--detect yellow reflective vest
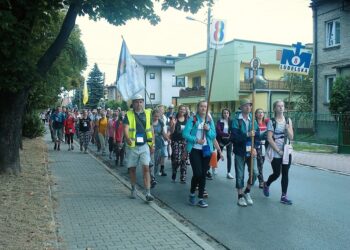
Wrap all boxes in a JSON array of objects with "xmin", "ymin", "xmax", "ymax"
[{"xmin": 126, "ymin": 109, "xmax": 153, "ymax": 148}]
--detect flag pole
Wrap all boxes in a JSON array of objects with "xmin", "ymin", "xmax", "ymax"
[{"xmin": 250, "ymin": 45, "xmax": 257, "ymax": 185}]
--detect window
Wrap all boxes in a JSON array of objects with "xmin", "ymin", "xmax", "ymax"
[
  {"xmin": 173, "ymin": 76, "xmax": 185, "ymax": 87},
  {"xmin": 326, "ymin": 19, "xmax": 340, "ymax": 48},
  {"xmin": 150, "ymin": 93, "xmax": 155, "ymax": 100},
  {"xmin": 165, "ymin": 59, "xmax": 174, "ymax": 65},
  {"xmin": 193, "ymin": 76, "xmax": 201, "ymax": 88},
  {"xmin": 325, "ymin": 75, "xmax": 335, "ymax": 103},
  {"xmin": 244, "ymin": 67, "xmax": 264, "ymax": 82},
  {"xmin": 150, "ymin": 73, "xmax": 155, "ymax": 79},
  {"xmin": 276, "ymin": 50, "xmax": 282, "ymax": 61}
]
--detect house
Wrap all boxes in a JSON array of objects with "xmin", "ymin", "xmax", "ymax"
[
  {"xmin": 105, "ymin": 85, "xmax": 122, "ymax": 102},
  {"xmin": 175, "ymin": 39, "xmax": 308, "ymax": 114},
  {"xmin": 311, "ymin": 0, "xmax": 350, "ymax": 153},
  {"xmin": 133, "ymin": 54, "xmax": 187, "ymax": 108},
  {"xmin": 311, "ymin": 0, "xmax": 350, "ymax": 114}
]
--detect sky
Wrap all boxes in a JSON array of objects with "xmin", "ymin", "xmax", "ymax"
[{"xmin": 76, "ymin": 0, "xmax": 313, "ymax": 85}]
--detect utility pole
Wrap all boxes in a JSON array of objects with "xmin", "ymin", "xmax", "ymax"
[{"xmin": 205, "ymin": 5, "xmax": 211, "ymax": 100}]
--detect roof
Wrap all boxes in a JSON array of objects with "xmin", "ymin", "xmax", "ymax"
[
  {"xmin": 176, "ymin": 38, "xmax": 294, "ymax": 62},
  {"xmin": 133, "ymin": 55, "xmax": 179, "ymax": 68}
]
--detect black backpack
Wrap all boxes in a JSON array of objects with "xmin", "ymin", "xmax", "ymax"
[{"xmin": 265, "ymin": 116, "xmax": 289, "ymax": 149}]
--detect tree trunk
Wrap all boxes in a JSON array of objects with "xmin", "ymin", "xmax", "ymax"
[
  {"xmin": 37, "ymin": 3, "xmax": 79, "ymax": 76},
  {"xmin": 0, "ymin": 88, "xmax": 29, "ymax": 174}
]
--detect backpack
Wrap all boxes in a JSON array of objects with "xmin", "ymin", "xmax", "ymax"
[{"xmin": 265, "ymin": 116, "xmax": 289, "ymax": 149}]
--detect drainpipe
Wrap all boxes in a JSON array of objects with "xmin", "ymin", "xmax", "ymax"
[{"xmin": 313, "ymin": 3, "xmax": 318, "ymax": 132}]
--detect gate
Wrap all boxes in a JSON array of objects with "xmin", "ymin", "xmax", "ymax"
[{"xmin": 338, "ymin": 113, "xmax": 350, "ymax": 154}]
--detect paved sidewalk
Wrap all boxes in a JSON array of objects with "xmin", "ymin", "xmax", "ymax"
[
  {"xmin": 294, "ymin": 151, "xmax": 350, "ymax": 175},
  {"xmin": 47, "ymin": 135, "xmax": 212, "ymax": 249}
]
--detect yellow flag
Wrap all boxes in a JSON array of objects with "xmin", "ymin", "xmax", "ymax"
[{"xmin": 83, "ymin": 81, "xmax": 88, "ymax": 105}]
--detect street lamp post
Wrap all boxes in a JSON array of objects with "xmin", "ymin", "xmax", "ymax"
[{"xmin": 186, "ymin": 4, "xmax": 211, "ymax": 99}]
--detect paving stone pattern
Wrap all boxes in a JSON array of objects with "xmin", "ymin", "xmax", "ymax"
[{"xmin": 48, "ymin": 139, "xmax": 202, "ymax": 250}]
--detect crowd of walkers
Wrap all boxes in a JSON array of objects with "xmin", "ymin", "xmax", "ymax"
[{"xmin": 46, "ymin": 94, "xmax": 294, "ymax": 207}]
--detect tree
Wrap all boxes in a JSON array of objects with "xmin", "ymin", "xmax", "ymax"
[
  {"xmin": 86, "ymin": 64, "xmax": 104, "ymax": 109},
  {"xmin": 105, "ymin": 100, "xmax": 129, "ymax": 111},
  {"xmin": 0, "ymin": 0, "xmax": 211, "ymax": 174},
  {"xmin": 329, "ymin": 76, "xmax": 350, "ymax": 114}
]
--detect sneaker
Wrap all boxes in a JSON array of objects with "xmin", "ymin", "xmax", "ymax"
[
  {"xmin": 151, "ymin": 180, "xmax": 157, "ymax": 189},
  {"xmin": 197, "ymin": 199, "xmax": 208, "ymax": 208},
  {"xmin": 130, "ymin": 189, "xmax": 136, "ymax": 199},
  {"xmin": 160, "ymin": 171, "xmax": 167, "ymax": 177},
  {"xmin": 259, "ymin": 182, "xmax": 264, "ymax": 189},
  {"xmin": 263, "ymin": 183, "xmax": 270, "ymax": 197},
  {"xmin": 206, "ymin": 171, "xmax": 213, "ymax": 180},
  {"xmin": 237, "ymin": 197, "xmax": 247, "ymax": 207},
  {"xmin": 189, "ymin": 194, "xmax": 196, "ymax": 206},
  {"xmin": 171, "ymin": 173, "xmax": 176, "ymax": 182},
  {"xmin": 57, "ymin": 145, "xmax": 60, "ymax": 151},
  {"xmin": 84, "ymin": 150, "xmax": 88, "ymax": 154},
  {"xmin": 68, "ymin": 147, "xmax": 71, "ymax": 151},
  {"xmin": 71, "ymin": 145, "xmax": 74, "ymax": 150},
  {"xmin": 227, "ymin": 173, "xmax": 234, "ymax": 179},
  {"xmin": 180, "ymin": 177, "xmax": 186, "ymax": 184},
  {"xmin": 54, "ymin": 143, "xmax": 57, "ymax": 150},
  {"xmin": 280, "ymin": 195, "xmax": 293, "ymax": 205},
  {"xmin": 244, "ymin": 193, "xmax": 253, "ymax": 205},
  {"xmin": 145, "ymin": 194, "xmax": 154, "ymax": 202},
  {"xmin": 212, "ymin": 169, "xmax": 217, "ymax": 175},
  {"xmin": 80, "ymin": 145, "xmax": 83, "ymax": 152}
]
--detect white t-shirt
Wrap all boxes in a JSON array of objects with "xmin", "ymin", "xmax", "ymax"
[
  {"xmin": 267, "ymin": 118, "xmax": 287, "ymax": 159},
  {"xmin": 193, "ymin": 122, "xmax": 207, "ymax": 150}
]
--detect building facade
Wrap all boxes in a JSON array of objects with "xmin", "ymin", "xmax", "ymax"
[
  {"xmin": 311, "ymin": 0, "xmax": 350, "ymax": 114},
  {"xmin": 175, "ymin": 39, "xmax": 308, "ymax": 114},
  {"xmin": 133, "ymin": 54, "xmax": 187, "ymax": 108}
]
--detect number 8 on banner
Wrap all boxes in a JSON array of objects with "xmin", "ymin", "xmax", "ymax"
[{"xmin": 210, "ymin": 19, "xmax": 226, "ymax": 49}]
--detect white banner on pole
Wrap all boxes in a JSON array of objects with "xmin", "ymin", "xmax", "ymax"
[{"xmin": 210, "ymin": 19, "xmax": 226, "ymax": 49}]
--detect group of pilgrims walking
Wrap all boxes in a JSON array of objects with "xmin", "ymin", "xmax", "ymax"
[{"xmin": 46, "ymin": 94, "xmax": 294, "ymax": 207}]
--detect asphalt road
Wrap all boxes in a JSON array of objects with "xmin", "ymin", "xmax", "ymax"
[{"xmin": 112, "ymin": 155, "xmax": 350, "ymax": 250}]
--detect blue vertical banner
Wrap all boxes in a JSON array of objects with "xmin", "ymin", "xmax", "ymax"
[{"xmin": 279, "ymin": 42, "xmax": 312, "ymax": 75}]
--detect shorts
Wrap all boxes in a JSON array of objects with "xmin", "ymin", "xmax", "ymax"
[
  {"xmin": 125, "ymin": 144, "xmax": 151, "ymax": 168},
  {"xmin": 53, "ymin": 128, "xmax": 63, "ymax": 141},
  {"xmin": 162, "ymin": 145, "xmax": 168, "ymax": 157}
]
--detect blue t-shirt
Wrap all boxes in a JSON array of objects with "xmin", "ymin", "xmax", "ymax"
[{"xmin": 51, "ymin": 112, "xmax": 65, "ymax": 129}]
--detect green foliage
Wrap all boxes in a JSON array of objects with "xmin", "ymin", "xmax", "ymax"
[
  {"xmin": 105, "ymin": 100, "xmax": 128, "ymax": 111},
  {"xmin": 22, "ymin": 112, "xmax": 45, "ymax": 138},
  {"xmin": 86, "ymin": 64, "xmax": 104, "ymax": 109},
  {"xmin": 329, "ymin": 76, "xmax": 350, "ymax": 114},
  {"xmin": 283, "ymin": 72, "xmax": 313, "ymax": 112}
]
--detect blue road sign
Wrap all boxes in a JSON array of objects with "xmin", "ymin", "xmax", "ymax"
[{"xmin": 280, "ymin": 42, "xmax": 312, "ymax": 75}]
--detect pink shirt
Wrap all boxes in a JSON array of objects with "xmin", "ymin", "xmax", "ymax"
[{"xmin": 107, "ymin": 119, "xmax": 115, "ymax": 137}]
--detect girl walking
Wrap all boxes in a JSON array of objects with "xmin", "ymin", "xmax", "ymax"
[
  {"xmin": 169, "ymin": 105, "xmax": 188, "ymax": 183},
  {"xmin": 264, "ymin": 100, "xmax": 294, "ymax": 205},
  {"xmin": 183, "ymin": 100, "xmax": 216, "ymax": 208}
]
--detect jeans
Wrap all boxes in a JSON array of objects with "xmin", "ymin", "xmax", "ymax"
[{"xmin": 234, "ymin": 154, "xmax": 258, "ymax": 189}]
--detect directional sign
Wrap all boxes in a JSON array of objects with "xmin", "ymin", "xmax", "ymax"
[{"xmin": 279, "ymin": 42, "xmax": 312, "ymax": 75}]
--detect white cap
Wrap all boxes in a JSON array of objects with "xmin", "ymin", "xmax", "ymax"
[
  {"xmin": 131, "ymin": 94, "xmax": 144, "ymax": 101},
  {"xmin": 169, "ymin": 104, "xmax": 174, "ymax": 108}
]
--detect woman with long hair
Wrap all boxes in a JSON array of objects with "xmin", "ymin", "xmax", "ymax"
[
  {"xmin": 182, "ymin": 100, "xmax": 216, "ymax": 208},
  {"xmin": 216, "ymin": 108, "xmax": 234, "ymax": 179},
  {"xmin": 255, "ymin": 108, "xmax": 269, "ymax": 188},
  {"xmin": 169, "ymin": 105, "xmax": 188, "ymax": 183},
  {"xmin": 264, "ymin": 100, "xmax": 294, "ymax": 205}
]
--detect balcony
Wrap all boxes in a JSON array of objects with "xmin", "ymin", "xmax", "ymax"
[
  {"xmin": 179, "ymin": 86, "xmax": 205, "ymax": 98},
  {"xmin": 240, "ymin": 80, "xmax": 289, "ymax": 91}
]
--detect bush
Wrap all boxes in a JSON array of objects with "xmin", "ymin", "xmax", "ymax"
[
  {"xmin": 22, "ymin": 112, "xmax": 45, "ymax": 138},
  {"xmin": 330, "ymin": 76, "xmax": 350, "ymax": 113}
]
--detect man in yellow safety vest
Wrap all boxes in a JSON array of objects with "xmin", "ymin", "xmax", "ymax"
[{"xmin": 123, "ymin": 94, "xmax": 155, "ymax": 202}]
